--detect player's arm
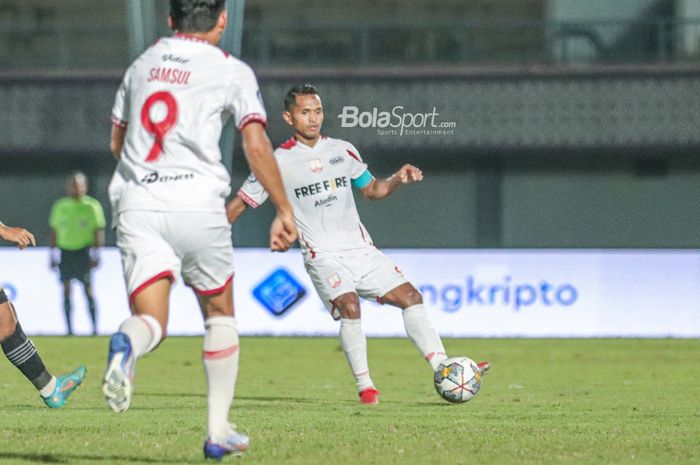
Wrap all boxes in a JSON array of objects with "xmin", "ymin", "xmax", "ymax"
[
  {"xmin": 49, "ymin": 228, "xmax": 59, "ymax": 268},
  {"xmin": 240, "ymin": 122, "xmax": 297, "ymax": 251},
  {"xmin": 0, "ymin": 221, "xmax": 36, "ymax": 250},
  {"xmin": 226, "ymin": 196, "xmax": 248, "ymax": 224},
  {"xmin": 110, "ymin": 125, "xmax": 126, "ymax": 160},
  {"xmin": 360, "ymin": 164, "xmax": 423, "ymax": 200},
  {"xmin": 90, "ymin": 228, "xmax": 105, "ymax": 268}
]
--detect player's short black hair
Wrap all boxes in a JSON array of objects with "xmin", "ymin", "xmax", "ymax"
[
  {"xmin": 170, "ymin": 0, "xmax": 226, "ymax": 33},
  {"xmin": 284, "ymin": 84, "xmax": 320, "ymax": 111}
]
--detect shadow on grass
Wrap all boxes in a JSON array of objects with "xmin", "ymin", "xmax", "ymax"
[{"xmin": 0, "ymin": 452, "xmax": 187, "ymax": 463}]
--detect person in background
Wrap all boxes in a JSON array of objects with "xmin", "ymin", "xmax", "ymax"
[
  {"xmin": 0, "ymin": 220, "xmax": 86, "ymax": 407},
  {"xmin": 49, "ymin": 171, "xmax": 106, "ymax": 336}
]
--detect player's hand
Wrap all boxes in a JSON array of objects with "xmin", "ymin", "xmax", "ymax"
[
  {"xmin": 226, "ymin": 197, "xmax": 247, "ymax": 224},
  {"xmin": 0, "ymin": 225, "xmax": 36, "ymax": 249},
  {"xmin": 269, "ymin": 213, "xmax": 298, "ymax": 252},
  {"xmin": 396, "ymin": 164, "xmax": 423, "ymax": 184}
]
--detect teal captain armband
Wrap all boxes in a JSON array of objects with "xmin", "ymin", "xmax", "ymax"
[{"xmin": 352, "ymin": 170, "xmax": 374, "ymax": 189}]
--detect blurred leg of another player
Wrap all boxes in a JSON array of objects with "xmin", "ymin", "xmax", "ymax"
[{"xmin": 0, "ymin": 288, "xmax": 86, "ymax": 408}]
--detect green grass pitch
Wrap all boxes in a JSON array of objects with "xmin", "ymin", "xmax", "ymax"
[{"xmin": 0, "ymin": 337, "xmax": 698, "ymax": 464}]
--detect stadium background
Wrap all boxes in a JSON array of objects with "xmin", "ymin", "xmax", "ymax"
[{"xmin": 1, "ymin": 0, "xmax": 699, "ymax": 336}]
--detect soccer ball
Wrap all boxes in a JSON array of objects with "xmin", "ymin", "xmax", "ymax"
[{"xmin": 434, "ymin": 356, "xmax": 482, "ymax": 403}]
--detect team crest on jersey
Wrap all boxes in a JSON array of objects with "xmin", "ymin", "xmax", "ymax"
[
  {"xmin": 328, "ymin": 273, "xmax": 342, "ymax": 289},
  {"xmin": 309, "ymin": 159, "xmax": 324, "ymax": 173}
]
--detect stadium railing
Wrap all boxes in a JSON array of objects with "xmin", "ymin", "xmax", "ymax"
[{"xmin": 1, "ymin": 18, "xmax": 700, "ymax": 70}]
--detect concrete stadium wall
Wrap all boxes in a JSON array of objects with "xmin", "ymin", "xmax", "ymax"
[{"xmin": 2, "ymin": 66, "xmax": 700, "ymax": 248}]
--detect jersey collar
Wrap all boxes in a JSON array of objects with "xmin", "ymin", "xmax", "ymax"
[{"xmin": 173, "ymin": 32, "xmax": 210, "ymax": 45}]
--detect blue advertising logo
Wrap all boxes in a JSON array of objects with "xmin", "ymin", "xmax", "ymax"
[
  {"xmin": 0, "ymin": 282, "xmax": 17, "ymax": 301},
  {"xmin": 252, "ymin": 268, "xmax": 306, "ymax": 317}
]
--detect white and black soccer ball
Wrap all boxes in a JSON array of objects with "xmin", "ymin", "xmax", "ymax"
[{"xmin": 434, "ymin": 356, "xmax": 482, "ymax": 403}]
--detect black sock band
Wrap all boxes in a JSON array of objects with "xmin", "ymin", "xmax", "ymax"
[
  {"xmin": 1, "ymin": 322, "xmax": 51, "ymax": 391},
  {"xmin": 0, "ymin": 288, "xmax": 8, "ymax": 304}
]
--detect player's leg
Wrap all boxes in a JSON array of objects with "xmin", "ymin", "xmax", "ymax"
[
  {"xmin": 103, "ymin": 211, "xmax": 173, "ymax": 412},
  {"xmin": 381, "ymin": 283, "xmax": 448, "ymax": 370},
  {"xmin": 0, "ymin": 288, "xmax": 85, "ymax": 408},
  {"xmin": 61, "ymin": 279, "xmax": 73, "ymax": 335},
  {"xmin": 83, "ymin": 282, "xmax": 97, "ymax": 336},
  {"xmin": 196, "ymin": 282, "xmax": 249, "ymax": 458},
  {"xmin": 80, "ymin": 258, "xmax": 97, "ymax": 336},
  {"xmin": 306, "ymin": 256, "xmax": 378, "ymax": 403},
  {"xmin": 175, "ymin": 210, "xmax": 245, "ymax": 459},
  {"xmin": 382, "ymin": 282, "xmax": 491, "ymax": 375},
  {"xmin": 333, "ymin": 292, "xmax": 379, "ymax": 404},
  {"xmin": 103, "ymin": 278, "xmax": 169, "ymax": 413},
  {"xmin": 58, "ymin": 250, "xmax": 76, "ymax": 336},
  {"xmin": 357, "ymin": 250, "xmax": 451, "ymax": 371}
]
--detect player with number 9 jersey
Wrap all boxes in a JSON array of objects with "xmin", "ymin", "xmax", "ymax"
[
  {"xmin": 109, "ymin": 32, "xmax": 266, "ymax": 214},
  {"xmin": 104, "ymin": 2, "xmax": 296, "ymax": 460}
]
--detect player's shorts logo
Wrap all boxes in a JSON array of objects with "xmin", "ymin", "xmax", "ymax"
[
  {"xmin": 252, "ymin": 268, "xmax": 306, "ymax": 317},
  {"xmin": 328, "ymin": 273, "xmax": 342, "ymax": 289},
  {"xmin": 309, "ymin": 159, "xmax": 324, "ymax": 173}
]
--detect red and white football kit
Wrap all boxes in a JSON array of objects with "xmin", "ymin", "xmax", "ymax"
[
  {"xmin": 110, "ymin": 33, "xmax": 267, "ymax": 298},
  {"xmin": 238, "ymin": 136, "xmax": 407, "ymax": 317}
]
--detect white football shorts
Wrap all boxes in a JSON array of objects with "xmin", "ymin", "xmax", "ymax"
[
  {"xmin": 117, "ymin": 210, "xmax": 234, "ymax": 301},
  {"xmin": 304, "ymin": 247, "xmax": 409, "ymax": 319}
]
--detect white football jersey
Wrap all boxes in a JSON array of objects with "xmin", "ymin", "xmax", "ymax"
[
  {"xmin": 109, "ymin": 33, "xmax": 267, "ymax": 214},
  {"xmin": 238, "ymin": 136, "xmax": 375, "ymax": 257}
]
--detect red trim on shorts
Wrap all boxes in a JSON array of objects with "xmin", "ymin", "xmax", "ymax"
[
  {"xmin": 238, "ymin": 113, "xmax": 267, "ymax": 130},
  {"xmin": 193, "ymin": 274, "xmax": 233, "ymax": 296},
  {"xmin": 300, "ymin": 232, "xmax": 316, "ymax": 259},
  {"xmin": 111, "ymin": 115, "xmax": 128, "ymax": 128},
  {"xmin": 203, "ymin": 344, "xmax": 239, "ymax": 360},
  {"xmin": 237, "ymin": 189, "xmax": 259, "ymax": 208},
  {"xmin": 130, "ymin": 271, "xmax": 174, "ymax": 303}
]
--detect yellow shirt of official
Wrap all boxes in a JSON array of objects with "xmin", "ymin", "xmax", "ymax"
[{"xmin": 49, "ymin": 196, "xmax": 106, "ymax": 251}]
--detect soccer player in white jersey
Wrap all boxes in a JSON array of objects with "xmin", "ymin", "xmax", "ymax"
[
  {"xmin": 104, "ymin": 0, "xmax": 297, "ymax": 459},
  {"xmin": 228, "ymin": 84, "xmax": 490, "ymax": 404}
]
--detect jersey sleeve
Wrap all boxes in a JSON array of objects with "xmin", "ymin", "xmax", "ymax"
[
  {"xmin": 48, "ymin": 201, "xmax": 60, "ymax": 229},
  {"xmin": 344, "ymin": 143, "xmax": 374, "ymax": 188},
  {"xmin": 90, "ymin": 198, "xmax": 107, "ymax": 229},
  {"xmin": 227, "ymin": 63, "xmax": 268, "ymax": 131},
  {"xmin": 237, "ymin": 173, "xmax": 269, "ymax": 208},
  {"xmin": 111, "ymin": 72, "xmax": 130, "ymax": 128}
]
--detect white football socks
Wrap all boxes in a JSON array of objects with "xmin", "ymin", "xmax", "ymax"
[
  {"xmin": 339, "ymin": 318, "xmax": 374, "ymax": 391},
  {"xmin": 203, "ymin": 316, "xmax": 240, "ymax": 439},
  {"xmin": 402, "ymin": 304, "xmax": 447, "ymax": 370},
  {"xmin": 118, "ymin": 314, "xmax": 163, "ymax": 358},
  {"xmin": 39, "ymin": 377, "xmax": 57, "ymax": 398}
]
